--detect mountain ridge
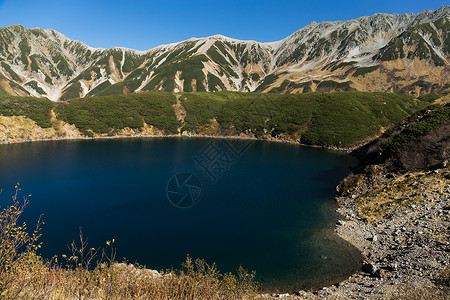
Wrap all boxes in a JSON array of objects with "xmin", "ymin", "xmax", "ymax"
[{"xmin": 0, "ymin": 6, "xmax": 448, "ymax": 101}]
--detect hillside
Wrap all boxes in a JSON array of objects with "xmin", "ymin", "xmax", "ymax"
[
  {"xmin": 0, "ymin": 91, "xmax": 430, "ymax": 147},
  {"xmin": 350, "ymin": 97, "xmax": 450, "ymax": 172},
  {"xmin": 304, "ymin": 98, "xmax": 450, "ymax": 299},
  {"xmin": 0, "ymin": 7, "xmax": 448, "ymax": 100}
]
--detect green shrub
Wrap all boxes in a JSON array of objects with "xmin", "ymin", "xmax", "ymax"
[
  {"xmin": 353, "ymin": 65, "xmax": 379, "ymax": 77},
  {"xmin": 25, "ymin": 81, "xmax": 47, "ymax": 95},
  {"xmin": 417, "ymin": 91, "xmax": 450, "ymax": 102},
  {"xmin": 0, "ymin": 96, "xmax": 53, "ymax": 127},
  {"xmin": 61, "ymin": 82, "xmax": 82, "ymax": 100},
  {"xmin": 316, "ymin": 80, "xmax": 354, "ymax": 92},
  {"xmin": 381, "ymin": 103, "xmax": 450, "ymax": 157},
  {"xmin": 55, "ymin": 91, "xmax": 180, "ymax": 135}
]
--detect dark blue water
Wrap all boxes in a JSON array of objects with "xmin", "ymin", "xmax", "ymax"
[{"xmin": 0, "ymin": 138, "xmax": 361, "ymax": 292}]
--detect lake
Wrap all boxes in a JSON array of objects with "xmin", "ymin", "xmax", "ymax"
[{"xmin": 0, "ymin": 137, "xmax": 361, "ymax": 292}]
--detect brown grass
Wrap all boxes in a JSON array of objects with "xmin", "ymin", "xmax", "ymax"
[
  {"xmin": 1, "ymin": 252, "xmax": 259, "ymax": 299},
  {"xmin": 351, "ymin": 167, "xmax": 450, "ymax": 223}
]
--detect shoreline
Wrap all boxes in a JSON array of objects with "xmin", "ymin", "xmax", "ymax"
[
  {"xmin": 0, "ymin": 132, "xmax": 362, "ymax": 153},
  {"xmin": 258, "ymin": 168, "xmax": 450, "ymax": 299}
]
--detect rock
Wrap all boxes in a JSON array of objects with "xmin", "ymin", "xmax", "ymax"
[
  {"xmin": 337, "ymin": 219, "xmax": 345, "ymax": 225},
  {"xmin": 295, "ymin": 290, "xmax": 309, "ymax": 297},
  {"xmin": 112, "ymin": 262, "xmax": 161, "ymax": 278},
  {"xmin": 362, "ymin": 263, "xmax": 377, "ymax": 274},
  {"xmin": 367, "ymin": 235, "xmax": 378, "ymax": 242},
  {"xmin": 148, "ymin": 269, "xmax": 162, "ymax": 278},
  {"xmin": 388, "ymin": 262, "xmax": 398, "ymax": 271},
  {"xmin": 373, "ymin": 269, "xmax": 385, "ymax": 278}
]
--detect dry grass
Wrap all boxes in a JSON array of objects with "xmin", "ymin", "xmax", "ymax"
[
  {"xmin": 352, "ymin": 167, "xmax": 450, "ymax": 222},
  {"xmin": 1, "ymin": 253, "xmax": 259, "ymax": 299}
]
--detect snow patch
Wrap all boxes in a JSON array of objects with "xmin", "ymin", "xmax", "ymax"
[
  {"xmin": 174, "ymin": 71, "xmax": 184, "ymax": 93},
  {"xmin": 79, "ymin": 81, "xmax": 89, "ymax": 97},
  {"xmin": 135, "ymin": 71, "xmax": 154, "ymax": 92}
]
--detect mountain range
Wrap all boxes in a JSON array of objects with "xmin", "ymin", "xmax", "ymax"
[{"xmin": 0, "ymin": 6, "xmax": 449, "ymax": 101}]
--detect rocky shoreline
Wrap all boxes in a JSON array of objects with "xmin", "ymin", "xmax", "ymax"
[
  {"xmin": 259, "ymin": 168, "xmax": 450, "ymax": 299},
  {"xmin": 0, "ymin": 130, "xmax": 362, "ymax": 153}
]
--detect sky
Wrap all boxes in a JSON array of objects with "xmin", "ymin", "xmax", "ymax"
[{"xmin": 0, "ymin": 0, "xmax": 447, "ymax": 51}]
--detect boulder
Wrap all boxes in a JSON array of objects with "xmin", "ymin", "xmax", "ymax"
[
  {"xmin": 373, "ymin": 269, "xmax": 385, "ymax": 278},
  {"xmin": 362, "ymin": 263, "xmax": 377, "ymax": 274}
]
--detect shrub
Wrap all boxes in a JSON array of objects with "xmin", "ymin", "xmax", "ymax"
[
  {"xmin": 0, "ymin": 184, "xmax": 42, "ymax": 295},
  {"xmin": 0, "ymin": 96, "xmax": 53, "ymax": 128},
  {"xmin": 337, "ymin": 173, "xmax": 361, "ymax": 195},
  {"xmin": 381, "ymin": 104, "xmax": 450, "ymax": 158},
  {"xmin": 353, "ymin": 65, "xmax": 379, "ymax": 77},
  {"xmin": 55, "ymin": 91, "xmax": 180, "ymax": 135}
]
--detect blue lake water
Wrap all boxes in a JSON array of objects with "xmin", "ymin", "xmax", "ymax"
[{"xmin": 0, "ymin": 138, "xmax": 361, "ymax": 292}]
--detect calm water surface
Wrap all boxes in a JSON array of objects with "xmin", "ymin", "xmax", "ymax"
[{"xmin": 0, "ymin": 138, "xmax": 361, "ymax": 291}]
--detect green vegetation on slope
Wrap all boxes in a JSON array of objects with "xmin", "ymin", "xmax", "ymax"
[
  {"xmin": 1, "ymin": 62, "xmax": 22, "ymax": 82},
  {"xmin": 352, "ymin": 101, "xmax": 450, "ymax": 172},
  {"xmin": 0, "ymin": 95, "xmax": 53, "ymax": 127},
  {"xmin": 216, "ymin": 91, "xmax": 424, "ymax": 146},
  {"xmin": 316, "ymin": 80, "xmax": 354, "ymax": 92},
  {"xmin": 25, "ymin": 81, "xmax": 47, "ymax": 96},
  {"xmin": 301, "ymin": 92, "xmax": 423, "ymax": 146},
  {"xmin": 0, "ymin": 91, "xmax": 430, "ymax": 147},
  {"xmin": 353, "ymin": 66, "xmax": 379, "ymax": 77},
  {"xmin": 60, "ymin": 82, "xmax": 82, "ymax": 100},
  {"xmin": 417, "ymin": 90, "xmax": 450, "ymax": 102},
  {"xmin": 54, "ymin": 91, "xmax": 179, "ymax": 135},
  {"xmin": 217, "ymin": 93, "xmax": 314, "ymax": 137},
  {"xmin": 93, "ymin": 82, "xmax": 125, "ymax": 97},
  {"xmin": 179, "ymin": 92, "xmax": 245, "ymax": 131},
  {"xmin": 380, "ymin": 103, "xmax": 450, "ymax": 165}
]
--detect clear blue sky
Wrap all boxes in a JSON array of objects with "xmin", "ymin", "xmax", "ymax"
[{"xmin": 0, "ymin": 0, "xmax": 446, "ymax": 50}]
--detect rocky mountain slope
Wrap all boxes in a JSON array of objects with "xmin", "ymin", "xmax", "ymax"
[{"xmin": 0, "ymin": 6, "xmax": 448, "ymax": 101}]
